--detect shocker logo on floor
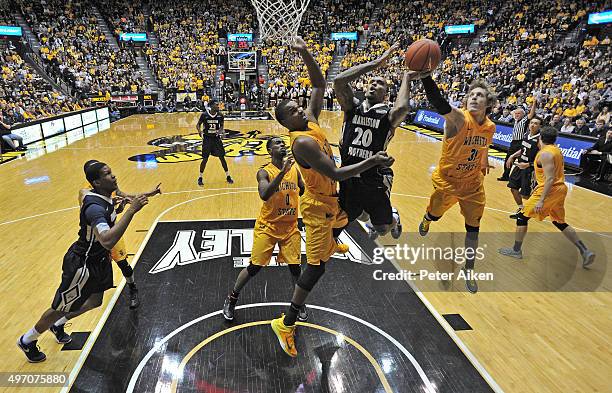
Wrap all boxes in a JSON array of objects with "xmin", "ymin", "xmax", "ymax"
[{"xmin": 128, "ymin": 129, "xmax": 290, "ymax": 163}]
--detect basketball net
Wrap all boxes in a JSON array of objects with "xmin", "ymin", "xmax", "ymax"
[{"xmin": 250, "ymin": 0, "xmax": 310, "ymax": 45}]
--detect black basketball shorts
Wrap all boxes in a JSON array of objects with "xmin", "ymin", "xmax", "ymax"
[
  {"xmin": 507, "ymin": 166, "xmax": 534, "ymax": 198},
  {"xmin": 51, "ymin": 246, "xmax": 114, "ymax": 312},
  {"xmin": 202, "ymin": 135, "xmax": 225, "ymax": 158},
  {"xmin": 339, "ymin": 168, "xmax": 394, "ymax": 225}
]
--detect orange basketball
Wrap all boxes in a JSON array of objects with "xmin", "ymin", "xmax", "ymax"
[{"xmin": 404, "ymin": 39, "xmax": 442, "ymax": 72}]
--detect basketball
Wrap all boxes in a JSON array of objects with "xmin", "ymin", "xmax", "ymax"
[{"xmin": 404, "ymin": 39, "xmax": 442, "ymax": 71}]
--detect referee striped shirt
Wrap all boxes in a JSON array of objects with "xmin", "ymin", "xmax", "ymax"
[{"xmin": 512, "ymin": 116, "xmax": 529, "ymax": 141}]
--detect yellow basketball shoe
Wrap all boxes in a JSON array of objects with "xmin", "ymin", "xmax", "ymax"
[
  {"xmin": 418, "ymin": 216, "xmax": 431, "ymax": 237},
  {"xmin": 271, "ymin": 314, "xmax": 297, "ymax": 357},
  {"xmin": 335, "ymin": 243, "xmax": 350, "ymax": 254}
]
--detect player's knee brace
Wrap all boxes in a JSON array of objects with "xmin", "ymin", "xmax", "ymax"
[
  {"xmin": 297, "ymin": 263, "xmax": 326, "ymax": 291},
  {"xmin": 288, "ymin": 264, "xmax": 302, "ymax": 278},
  {"xmin": 465, "ymin": 224, "xmax": 479, "ymax": 240},
  {"xmin": 246, "ymin": 263, "xmax": 262, "ymax": 277},
  {"xmin": 116, "ymin": 260, "xmax": 133, "ymax": 278},
  {"xmin": 332, "ymin": 226, "xmax": 347, "ymax": 238},
  {"xmin": 516, "ymin": 213, "xmax": 530, "ymax": 227},
  {"xmin": 552, "ymin": 221, "xmax": 569, "ymax": 231},
  {"xmin": 426, "ymin": 212, "xmax": 441, "ymax": 221}
]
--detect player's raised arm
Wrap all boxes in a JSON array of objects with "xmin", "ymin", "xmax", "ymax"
[
  {"xmin": 421, "ymin": 75, "xmax": 465, "ymax": 138},
  {"xmin": 291, "ymin": 37, "xmax": 325, "ymax": 123},
  {"xmin": 389, "ymin": 70, "xmax": 429, "ymax": 128},
  {"xmin": 256, "ymin": 158, "xmax": 293, "ymax": 201},
  {"xmin": 334, "ymin": 43, "xmax": 400, "ymax": 112},
  {"xmin": 292, "ymin": 136, "xmax": 394, "ymax": 181}
]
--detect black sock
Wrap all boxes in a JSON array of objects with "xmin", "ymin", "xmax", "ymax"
[
  {"xmin": 283, "ymin": 302, "xmax": 301, "ymax": 326},
  {"xmin": 424, "ymin": 213, "xmax": 433, "ymax": 221},
  {"xmin": 513, "ymin": 241, "xmax": 523, "ymax": 252},
  {"xmin": 128, "ymin": 282, "xmax": 137, "ymax": 290},
  {"xmin": 575, "ymin": 240, "xmax": 587, "ymax": 255},
  {"xmin": 229, "ymin": 290, "xmax": 240, "ymax": 304},
  {"xmin": 465, "ymin": 258, "xmax": 475, "ymax": 270}
]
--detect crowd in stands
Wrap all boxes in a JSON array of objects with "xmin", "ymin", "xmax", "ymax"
[
  {"xmin": 20, "ymin": 0, "xmax": 148, "ymax": 97},
  {"xmin": 1, "ymin": 48, "xmax": 89, "ymax": 126},
  {"xmin": 147, "ymin": 0, "xmax": 255, "ymax": 93},
  {"xmin": 96, "ymin": 0, "xmax": 147, "ymax": 37}
]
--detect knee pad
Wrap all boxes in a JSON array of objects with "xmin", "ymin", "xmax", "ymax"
[
  {"xmin": 288, "ymin": 264, "xmax": 302, "ymax": 278},
  {"xmin": 552, "ymin": 221, "xmax": 569, "ymax": 231},
  {"xmin": 297, "ymin": 263, "xmax": 326, "ymax": 291},
  {"xmin": 465, "ymin": 224, "xmax": 479, "ymax": 240},
  {"xmin": 516, "ymin": 213, "xmax": 530, "ymax": 227},
  {"xmin": 426, "ymin": 212, "xmax": 441, "ymax": 222},
  {"xmin": 116, "ymin": 260, "xmax": 133, "ymax": 278},
  {"xmin": 246, "ymin": 263, "xmax": 263, "ymax": 277},
  {"xmin": 332, "ymin": 226, "xmax": 346, "ymax": 238}
]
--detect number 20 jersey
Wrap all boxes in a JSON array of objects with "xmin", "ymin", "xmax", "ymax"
[{"xmin": 339, "ymin": 102, "xmax": 393, "ymax": 185}]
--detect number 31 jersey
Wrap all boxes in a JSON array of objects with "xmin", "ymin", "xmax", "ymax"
[
  {"xmin": 339, "ymin": 101, "xmax": 393, "ymax": 184},
  {"xmin": 434, "ymin": 109, "xmax": 495, "ymax": 183}
]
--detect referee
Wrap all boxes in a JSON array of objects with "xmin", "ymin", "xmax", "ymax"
[{"xmin": 498, "ymin": 99, "xmax": 537, "ymax": 181}]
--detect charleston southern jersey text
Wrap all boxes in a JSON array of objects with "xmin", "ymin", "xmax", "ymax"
[
  {"xmin": 339, "ymin": 101, "xmax": 393, "ymax": 182},
  {"xmin": 199, "ymin": 109, "xmax": 224, "ymax": 136}
]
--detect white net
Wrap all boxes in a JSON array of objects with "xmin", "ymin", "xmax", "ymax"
[{"xmin": 250, "ymin": 0, "xmax": 311, "ymax": 45}]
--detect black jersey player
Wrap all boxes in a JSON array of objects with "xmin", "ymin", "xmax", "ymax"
[
  {"xmin": 197, "ymin": 100, "xmax": 234, "ymax": 186},
  {"xmin": 334, "ymin": 43, "xmax": 425, "ymax": 239}
]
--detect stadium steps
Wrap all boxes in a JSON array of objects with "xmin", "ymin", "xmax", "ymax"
[
  {"xmin": 18, "ymin": 49, "xmax": 71, "ymax": 96},
  {"xmin": 90, "ymin": 6, "xmax": 120, "ymax": 51},
  {"xmin": 12, "ymin": 13, "xmax": 40, "ymax": 53},
  {"xmin": 142, "ymin": 4, "xmax": 160, "ymax": 49},
  {"xmin": 562, "ymin": 20, "xmax": 586, "ymax": 47},
  {"xmin": 325, "ymin": 7, "xmax": 378, "ymax": 83},
  {"xmin": 134, "ymin": 54, "xmax": 160, "ymax": 94}
]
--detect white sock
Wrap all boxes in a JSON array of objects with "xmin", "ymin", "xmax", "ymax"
[
  {"xmin": 225, "ymin": 171, "xmax": 230, "ymax": 177},
  {"xmin": 54, "ymin": 317, "xmax": 69, "ymax": 327},
  {"xmin": 518, "ymin": 204, "xmax": 524, "ymax": 209},
  {"xmin": 198, "ymin": 172, "xmax": 203, "ymax": 178},
  {"xmin": 22, "ymin": 327, "xmax": 42, "ymax": 344}
]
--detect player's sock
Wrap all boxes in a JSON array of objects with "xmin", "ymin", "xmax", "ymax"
[
  {"xmin": 22, "ymin": 327, "xmax": 42, "ymax": 344},
  {"xmin": 424, "ymin": 213, "xmax": 434, "ymax": 221},
  {"xmin": 198, "ymin": 172, "xmax": 203, "ymax": 179},
  {"xmin": 53, "ymin": 317, "xmax": 69, "ymax": 327},
  {"xmin": 513, "ymin": 241, "xmax": 523, "ymax": 252},
  {"xmin": 575, "ymin": 240, "xmax": 588, "ymax": 255},
  {"xmin": 283, "ymin": 302, "xmax": 301, "ymax": 326},
  {"xmin": 225, "ymin": 171, "xmax": 230, "ymax": 177},
  {"xmin": 229, "ymin": 290, "xmax": 240, "ymax": 304}
]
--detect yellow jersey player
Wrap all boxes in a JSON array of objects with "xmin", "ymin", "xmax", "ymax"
[
  {"xmin": 417, "ymin": 76, "xmax": 498, "ymax": 294},
  {"xmin": 222, "ymin": 137, "xmax": 306, "ymax": 321},
  {"xmin": 270, "ymin": 36, "xmax": 394, "ymax": 357},
  {"xmin": 499, "ymin": 126, "xmax": 595, "ymax": 266},
  {"xmin": 78, "ymin": 160, "xmax": 161, "ymax": 311}
]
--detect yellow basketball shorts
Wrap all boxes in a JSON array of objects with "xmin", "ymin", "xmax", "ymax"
[
  {"xmin": 301, "ymin": 192, "xmax": 348, "ymax": 265},
  {"xmin": 523, "ymin": 184, "xmax": 567, "ymax": 223},
  {"xmin": 110, "ymin": 237, "xmax": 128, "ymax": 262},
  {"xmin": 250, "ymin": 221, "xmax": 301, "ymax": 266},
  {"xmin": 427, "ymin": 172, "xmax": 486, "ymax": 228}
]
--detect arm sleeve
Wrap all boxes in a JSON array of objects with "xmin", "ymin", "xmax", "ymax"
[
  {"xmin": 84, "ymin": 204, "xmax": 110, "ymax": 234},
  {"xmin": 421, "ymin": 76, "xmax": 452, "ymax": 115}
]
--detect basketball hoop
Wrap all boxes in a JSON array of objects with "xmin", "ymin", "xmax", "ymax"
[{"xmin": 250, "ymin": 0, "xmax": 310, "ymax": 45}]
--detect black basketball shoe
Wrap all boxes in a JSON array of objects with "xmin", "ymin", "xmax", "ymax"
[{"xmin": 17, "ymin": 336, "xmax": 46, "ymax": 363}]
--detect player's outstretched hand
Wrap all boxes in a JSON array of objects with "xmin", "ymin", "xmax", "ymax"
[
  {"xmin": 128, "ymin": 195, "xmax": 149, "ymax": 213},
  {"xmin": 406, "ymin": 70, "xmax": 432, "ymax": 81},
  {"xmin": 371, "ymin": 151, "xmax": 395, "ymax": 167},
  {"xmin": 291, "ymin": 36, "xmax": 307, "ymax": 52},
  {"xmin": 282, "ymin": 157, "xmax": 294, "ymax": 174},
  {"xmin": 375, "ymin": 43, "xmax": 400, "ymax": 68},
  {"xmin": 146, "ymin": 183, "xmax": 162, "ymax": 197}
]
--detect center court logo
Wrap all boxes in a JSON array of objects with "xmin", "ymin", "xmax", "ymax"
[
  {"xmin": 149, "ymin": 223, "xmax": 373, "ymax": 274},
  {"xmin": 128, "ymin": 130, "xmax": 290, "ymax": 163}
]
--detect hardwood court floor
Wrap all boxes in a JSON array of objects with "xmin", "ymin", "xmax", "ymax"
[{"xmin": 0, "ymin": 112, "xmax": 610, "ymax": 392}]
